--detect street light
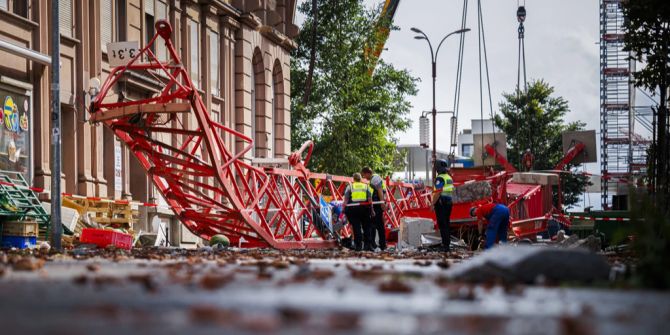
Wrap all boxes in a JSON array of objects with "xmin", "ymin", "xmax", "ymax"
[{"xmin": 411, "ymin": 27, "xmax": 470, "ymax": 183}]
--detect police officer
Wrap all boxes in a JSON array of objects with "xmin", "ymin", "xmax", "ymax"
[
  {"xmin": 343, "ymin": 173, "xmax": 373, "ymax": 251},
  {"xmin": 361, "ymin": 167, "xmax": 387, "ymax": 251},
  {"xmin": 432, "ymin": 159, "xmax": 454, "ymax": 252}
]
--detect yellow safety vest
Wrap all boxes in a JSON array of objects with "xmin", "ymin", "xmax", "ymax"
[
  {"xmin": 351, "ymin": 182, "xmax": 369, "ymax": 202},
  {"xmin": 435, "ymin": 173, "xmax": 454, "ymax": 197}
]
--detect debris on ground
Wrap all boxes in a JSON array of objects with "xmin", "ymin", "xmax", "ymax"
[
  {"xmin": 445, "ymin": 245, "xmax": 610, "ymax": 284},
  {"xmin": 556, "ymin": 234, "xmax": 603, "ymax": 252}
]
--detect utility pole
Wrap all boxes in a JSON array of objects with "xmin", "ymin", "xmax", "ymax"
[
  {"xmin": 50, "ymin": 0, "xmax": 62, "ymax": 251},
  {"xmin": 432, "ymin": 60, "xmax": 446, "ymax": 180},
  {"xmin": 411, "ymin": 27, "xmax": 470, "ymax": 183}
]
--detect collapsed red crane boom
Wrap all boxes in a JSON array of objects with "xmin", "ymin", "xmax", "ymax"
[{"xmin": 91, "ymin": 21, "xmax": 434, "ymax": 249}]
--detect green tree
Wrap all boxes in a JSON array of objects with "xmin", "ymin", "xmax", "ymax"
[
  {"xmin": 291, "ymin": 0, "xmax": 417, "ymax": 177},
  {"xmin": 494, "ymin": 80, "xmax": 590, "ymax": 207},
  {"xmin": 620, "ymin": 0, "xmax": 670, "ymax": 290},
  {"xmin": 622, "ymin": 0, "xmax": 670, "ymax": 209}
]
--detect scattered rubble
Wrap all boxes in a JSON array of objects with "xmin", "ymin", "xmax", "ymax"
[
  {"xmin": 445, "ymin": 245, "xmax": 611, "ymax": 284},
  {"xmin": 555, "ymin": 234, "xmax": 603, "ymax": 253}
]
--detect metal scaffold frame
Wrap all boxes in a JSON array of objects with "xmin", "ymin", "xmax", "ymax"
[{"xmin": 599, "ymin": 0, "xmax": 650, "ymax": 209}]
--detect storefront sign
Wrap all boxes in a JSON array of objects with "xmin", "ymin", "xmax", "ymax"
[
  {"xmin": 0, "ymin": 89, "xmax": 31, "ymax": 183},
  {"xmin": 106, "ymin": 41, "xmax": 140, "ymax": 67}
]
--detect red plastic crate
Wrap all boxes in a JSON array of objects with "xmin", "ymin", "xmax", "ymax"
[{"xmin": 80, "ymin": 228, "xmax": 133, "ymax": 250}]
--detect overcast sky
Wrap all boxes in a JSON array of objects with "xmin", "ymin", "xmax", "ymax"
[
  {"xmin": 382, "ymin": 0, "xmax": 601, "ymax": 147},
  {"xmin": 297, "ymin": 0, "xmax": 603, "ymax": 150}
]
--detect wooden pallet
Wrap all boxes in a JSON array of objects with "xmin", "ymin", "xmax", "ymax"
[{"xmin": 62, "ymin": 197, "xmax": 138, "ymax": 235}]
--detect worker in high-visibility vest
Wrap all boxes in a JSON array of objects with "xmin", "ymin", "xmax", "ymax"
[
  {"xmin": 432, "ymin": 159, "xmax": 455, "ymax": 252},
  {"xmin": 361, "ymin": 166, "xmax": 387, "ymax": 251},
  {"xmin": 342, "ymin": 173, "xmax": 373, "ymax": 251},
  {"xmin": 470, "ymin": 202, "xmax": 510, "ymax": 249}
]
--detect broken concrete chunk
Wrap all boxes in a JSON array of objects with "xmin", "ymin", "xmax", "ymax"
[
  {"xmin": 452, "ymin": 181, "xmax": 492, "ymax": 203},
  {"xmin": 445, "ymin": 245, "xmax": 610, "ymax": 284},
  {"xmin": 568, "ymin": 235, "xmax": 602, "ymax": 253}
]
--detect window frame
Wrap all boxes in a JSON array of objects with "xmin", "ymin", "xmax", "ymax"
[
  {"xmin": 208, "ymin": 29, "xmax": 220, "ymax": 96},
  {"xmin": 59, "ymin": 0, "xmax": 74, "ymax": 37},
  {"xmin": 101, "ymin": 0, "xmax": 126, "ymax": 53},
  {"xmin": 0, "ymin": 0, "xmax": 29, "ymax": 19},
  {"xmin": 188, "ymin": 18, "xmax": 200, "ymax": 89}
]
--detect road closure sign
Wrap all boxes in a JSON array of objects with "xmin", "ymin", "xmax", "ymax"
[{"xmin": 106, "ymin": 41, "xmax": 140, "ymax": 67}]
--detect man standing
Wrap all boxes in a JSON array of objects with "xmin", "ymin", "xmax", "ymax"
[
  {"xmin": 470, "ymin": 202, "xmax": 510, "ymax": 249},
  {"xmin": 432, "ymin": 159, "xmax": 454, "ymax": 252},
  {"xmin": 361, "ymin": 167, "xmax": 387, "ymax": 251},
  {"xmin": 342, "ymin": 173, "xmax": 373, "ymax": 251}
]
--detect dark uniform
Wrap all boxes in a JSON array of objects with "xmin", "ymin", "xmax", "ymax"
[
  {"xmin": 473, "ymin": 203, "xmax": 510, "ymax": 249},
  {"xmin": 344, "ymin": 181, "xmax": 372, "ymax": 251},
  {"xmin": 434, "ymin": 169, "xmax": 455, "ymax": 251},
  {"xmin": 369, "ymin": 174, "xmax": 387, "ymax": 250}
]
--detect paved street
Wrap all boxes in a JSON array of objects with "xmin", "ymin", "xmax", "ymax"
[{"xmin": 1, "ymin": 248, "xmax": 668, "ymax": 335}]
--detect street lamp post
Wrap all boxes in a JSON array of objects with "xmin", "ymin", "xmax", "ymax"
[{"xmin": 411, "ymin": 27, "xmax": 470, "ymax": 183}]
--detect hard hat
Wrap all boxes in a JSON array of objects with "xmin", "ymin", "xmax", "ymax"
[{"xmin": 435, "ymin": 159, "xmax": 449, "ymax": 174}]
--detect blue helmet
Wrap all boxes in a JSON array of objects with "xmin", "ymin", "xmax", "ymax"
[{"xmin": 435, "ymin": 159, "xmax": 449, "ymax": 174}]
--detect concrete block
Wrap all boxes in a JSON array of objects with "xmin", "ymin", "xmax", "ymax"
[
  {"xmin": 511, "ymin": 172, "xmax": 559, "ymax": 185},
  {"xmin": 399, "ymin": 217, "xmax": 435, "ymax": 247}
]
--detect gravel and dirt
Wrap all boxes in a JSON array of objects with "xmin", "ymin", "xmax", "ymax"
[{"xmin": 0, "ymin": 246, "xmax": 668, "ymax": 335}]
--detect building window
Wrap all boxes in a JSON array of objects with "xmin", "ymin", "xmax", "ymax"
[
  {"xmin": 269, "ymin": 81, "xmax": 275, "ymax": 156},
  {"xmin": 154, "ymin": 0, "xmax": 168, "ymax": 61},
  {"xmin": 143, "ymin": 0, "xmax": 168, "ymax": 56},
  {"xmin": 0, "ymin": 88, "xmax": 32, "ymax": 184},
  {"xmin": 209, "ymin": 31, "xmax": 219, "ymax": 96},
  {"xmin": 101, "ymin": 0, "xmax": 126, "ymax": 51},
  {"xmin": 250, "ymin": 72, "xmax": 256, "ymax": 157},
  {"xmin": 189, "ymin": 19, "xmax": 200, "ymax": 89},
  {"xmin": 461, "ymin": 144, "xmax": 473, "ymax": 157},
  {"xmin": 59, "ymin": 0, "xmax": 73, "ymax": 37},
  {"xmin": 0, "ymin": 0, "xmax": 28, "ymax": 18}
]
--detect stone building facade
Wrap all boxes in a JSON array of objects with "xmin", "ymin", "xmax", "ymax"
[{"xmin": 0, "ymin": 0, "xmax": 297, "ymax": 246}]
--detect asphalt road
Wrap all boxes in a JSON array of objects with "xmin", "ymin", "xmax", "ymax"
[{"xmin": 0, "ymin": 247, "xmax": 668, "ymax": 335}]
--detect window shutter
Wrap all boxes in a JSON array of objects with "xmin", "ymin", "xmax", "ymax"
[
  {"xmin": 101, "ymin": 0, "xmax": 113, "ymax": 47},
  {"xmin": 144, "ymin": 0, "xmax": 154, "ymax": 16},
  {"xmin": 59, "ymin": 0, "xmax": 73, "ymax": 37},
  {"xmin": 156, "ymin": 1, "xmax": 167, "ymax": 20},
  {"xmin": 210, "ymin": 31, "xmax": 219, "ymax": 95}
]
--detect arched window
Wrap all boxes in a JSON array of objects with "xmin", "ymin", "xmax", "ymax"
[
  {"xmin": 270, "ymin": 77, "xmax": 275, "ymax": 156},
  {"xmin": 250, "ymin": 67, "xmax": 256, "ymax": 157},
  {"xmin": 272, "ymin": 60, "xmax": 284, "ymax": 158},
  {"xmin": 252, "ymin": 49, "xmax": 264, "ymax": 157}
]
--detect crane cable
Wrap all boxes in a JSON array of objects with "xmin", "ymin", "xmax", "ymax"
[
  {"xmin": 477, "ymin": 0, "xmax": 497, "ymax": 166},
  {"xmin": 451, "ymin": 0, "xmax": 469, "ymax": 154},
  {"xmin": 516, "ymin": 1, "xmax": 529, "ymax": 168}
]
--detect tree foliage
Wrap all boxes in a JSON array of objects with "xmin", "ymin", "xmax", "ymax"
[
  {"xmin": 494, "ymin": 80, "xmax": 590, "ymax": 207},
  {"xmin": 291, "ymin": 0, "xmax": 417, "ymax": 177},
  {"xmin": 622, "ymin": 0, "xmax": 670, "ymax": 208},
  {"xmin": 620, "ymin": 0, "xmax": 670, "ymax": 290}
]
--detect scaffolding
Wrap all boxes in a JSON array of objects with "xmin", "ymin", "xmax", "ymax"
[{"xmin": 599, "ymin": 0, "xmax": 651, "ymax": 209}]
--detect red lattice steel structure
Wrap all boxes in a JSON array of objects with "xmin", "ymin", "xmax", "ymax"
[{"xmin": 90, "ymin": 21, "xmax": 436, "ymax": 249}]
